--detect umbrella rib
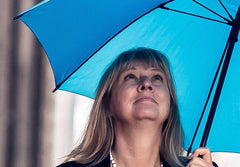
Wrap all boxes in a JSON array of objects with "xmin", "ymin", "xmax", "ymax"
[
  {"xmin": 200, "ymin": 5, "xmax": 240, "ymax": 147},
  {"xmin": 159, "ymin": 6, "xmax": 232, "ymax": 25},
  {"xmin": 187, "ymin": 39, "xmax": 229, "ymax": 155},
  {"xmin": 193, "ymin": 0, "xmax": 232, "ymax": 24},
  {"xmin": 187, "ymin": 5, "xmax": 240, "ymax": 152},
  {"xmin": 53, "ymin": 3, "xmax": 166, "ymax": 92},
  {"xmin": 218, "ymin": 0, "xmax": 234, "ymax": 21}
]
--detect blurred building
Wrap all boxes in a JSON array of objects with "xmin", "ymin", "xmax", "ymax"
[
  {"xmin": 1, "ymin": 0, "xmax": 53, "ymax": 167},
  {"xmin": 0, "ymin": 3, "xmax": 94, "ymax": 167},
  {"xmin": 0, "ymin": 1, "xmax": 78, "ymax": 167}
]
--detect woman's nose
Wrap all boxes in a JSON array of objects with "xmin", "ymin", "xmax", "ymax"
[{"xmin": 137, "ymin": 77, "xmax": 153, "ymax": 91}]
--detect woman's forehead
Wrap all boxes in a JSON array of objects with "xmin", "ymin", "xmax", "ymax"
[{"xmin": 121, "ymin": 60, "xmax": 164, "ymax": 71}]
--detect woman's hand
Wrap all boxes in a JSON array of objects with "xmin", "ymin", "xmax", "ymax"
[{"xmin": 186, "ymin": 147, "xmax": 214, "ymax": 167}]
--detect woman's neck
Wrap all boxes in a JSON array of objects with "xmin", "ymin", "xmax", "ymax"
[{"xmin": 112, "ymin": 123, "xmax": 163, "ymax": 167}]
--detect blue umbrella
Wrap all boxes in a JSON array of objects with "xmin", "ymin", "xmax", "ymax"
[{"xmin": 15, "ymin": 0, "xmax": 240, "ymax": 153}]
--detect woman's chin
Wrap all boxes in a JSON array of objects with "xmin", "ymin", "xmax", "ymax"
[
  {"xmin": 133, "ymin": 109, "xmax": 160, "ymax": 121},
  {"xmin": 132, "ymin": 107, "xmax": 168, "ymax": 123}
]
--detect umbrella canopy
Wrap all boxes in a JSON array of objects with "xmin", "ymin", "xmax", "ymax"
[{"xmin": 16, "ymin": 0, "xmax": 240, "ymax": 153}]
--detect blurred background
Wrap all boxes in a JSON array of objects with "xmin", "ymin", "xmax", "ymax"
[
  {"xmin": 0, "ymin": 0, "xmax": 93, "ymax": 167},
  {"xmin": 1, "ymin": 1, "xmax": 240, "ymax": 167}
]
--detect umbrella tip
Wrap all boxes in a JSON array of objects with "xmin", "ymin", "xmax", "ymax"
[
  {"xmin": 13, "ymin": 14, "xmax": 23, "ymax": 20},
  {"xmin": 13, "ymin": 16, "xmax": 19, "ymax": 20},
  {"xmin": 52, "ymin": 84, "xmax": 61, "ymax": 93},
  {"xmin": 52, "ymin": 87, "xmax": 58, "ymax": 93}
]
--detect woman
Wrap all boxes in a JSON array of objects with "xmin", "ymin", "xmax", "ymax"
[{"xmin": 58, "ymin": 48, "xmax": 217, "ymax": 167}]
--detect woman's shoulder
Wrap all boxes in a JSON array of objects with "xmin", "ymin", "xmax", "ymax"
[{"xmin": 57, "ymin": 161, "xmax": 87, "ymax": 167}]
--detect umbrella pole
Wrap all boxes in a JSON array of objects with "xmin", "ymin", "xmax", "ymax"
[{"xmin": 200, "ymin": 5, "xmax": 240, "ymax": 147}]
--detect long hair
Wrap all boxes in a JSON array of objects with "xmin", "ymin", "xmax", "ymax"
[{"xmin": 66, "ymin": 47, "xmax": 185, "ymax": 166}]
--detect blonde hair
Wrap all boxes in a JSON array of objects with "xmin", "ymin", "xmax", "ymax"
[{"xmin": 66, "ymin": 47, "xmax": 185, "ymax": 166}]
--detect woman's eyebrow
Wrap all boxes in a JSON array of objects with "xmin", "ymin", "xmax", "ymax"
[
  {"xmin": 124, "ymin": 67, "xmax": 137, "ymax": 71},
  {"xmin": 151, "ymin": 68, "xmax": 164, "ymax": 72}
]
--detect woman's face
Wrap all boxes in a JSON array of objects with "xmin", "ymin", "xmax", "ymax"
[{"xmin": 109, "ymin": 61, "xmax": 170, "ymax": 126}]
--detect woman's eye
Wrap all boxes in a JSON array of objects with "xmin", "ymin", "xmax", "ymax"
[
  {"xmin": 152, "ymin": 75, "xmax": 163, "ymax": 81},
  {"xmin": 124, "ymin": 74, "xmax": 136, "ymax": 81}
]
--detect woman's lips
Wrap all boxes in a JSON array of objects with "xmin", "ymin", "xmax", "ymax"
[{"xmin": 134, "ymin": 96, "xmax": 157, "ymax": 104}]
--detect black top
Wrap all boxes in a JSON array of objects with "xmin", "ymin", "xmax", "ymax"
[
  {"xmin": 57, "ymin": 154, "xmax": 172, "ymax": 167},
  {"xmin": 57, "ymin": 155, "xmax": 111, "ymax": 167},
  {"xmin": 57, "ymin": 154, "xmax": 218, "ymax": 167}
]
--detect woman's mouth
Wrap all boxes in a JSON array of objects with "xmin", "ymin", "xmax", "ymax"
[{"xmin": 134, "ymin": 96, "xmax": 157, "ymax": 104}]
